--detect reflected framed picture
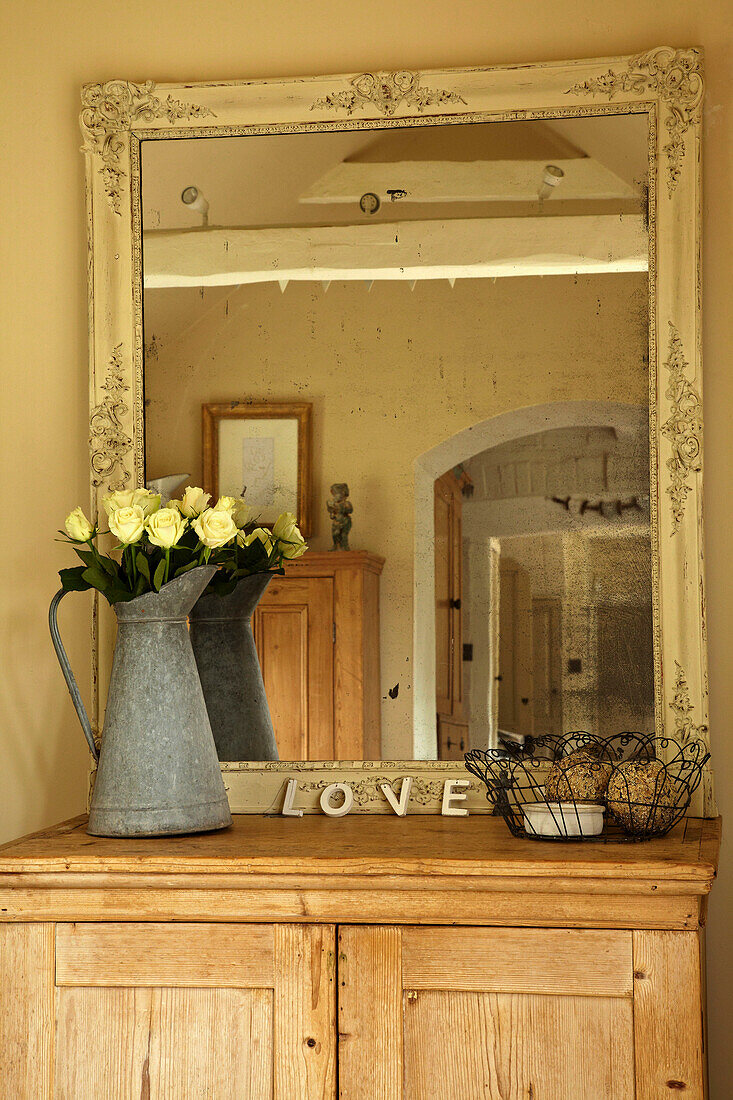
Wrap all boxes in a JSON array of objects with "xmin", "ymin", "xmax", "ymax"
[{"xmin": 202, "ymin": 401, "xmax": 312, "ymax": 536}]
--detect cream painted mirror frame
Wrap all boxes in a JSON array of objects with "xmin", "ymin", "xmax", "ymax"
[{"xmin": 81, "ymin": 49, "xmax": 712, "ymax": 815}]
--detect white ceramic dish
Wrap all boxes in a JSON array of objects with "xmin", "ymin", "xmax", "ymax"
[{"xmin": 522, "ymin": 801, "xmax": 605, "ymax": 838}]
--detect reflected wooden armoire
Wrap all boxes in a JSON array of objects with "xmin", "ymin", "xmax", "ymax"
[{"xmin": 253, "ymin": 551, "xmax": 384, "ymax": 761}]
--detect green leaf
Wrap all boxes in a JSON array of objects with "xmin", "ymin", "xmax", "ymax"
[
  {"xmin": 210, "ymin": 576, "xmax": 239, "ymax": 597},
  {"xmin": 135, "ymin": 552, "xmax": 151, "ymax": 582},
  {"xmin": 99, "ymin": 554, "xmax": 118, "ymax": 578},
  {"xmin": 153, "ymin": 559, "xmax": 166, "ymax": 592},
  {"xmin": 73, "ymin": 548, "xmax": 95, "ymax": 566},
  {"xmin": 59, "ymin": 566, "xmax": 90, "ymax": 593},
  {"xmin": 133, "ymin": 572, "xmax": 147, "ymax": 597},
  {"xmin": 108, "ymin": 588, "xmax": 137, "ymax": 605},
  {"xmin": 81, "ymin": 565, "xmax": 112, "ymax": 593},
  {"xmin": 173, "ymin": 560, "xmax": 198, "ymax": 578}
]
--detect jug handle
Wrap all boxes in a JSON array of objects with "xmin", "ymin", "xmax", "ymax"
[{"xmin": 49, "ymin": 588, "xmax": 100, "ymax": 763}]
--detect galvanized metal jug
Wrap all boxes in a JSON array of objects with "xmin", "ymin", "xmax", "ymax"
[
  {"xmin": 189, "ymin": 573, "xmax": 279, "ymax": 761},
  {"xmin": 49, "ymin": 565, "xmax": 232, "ymax": 837}
]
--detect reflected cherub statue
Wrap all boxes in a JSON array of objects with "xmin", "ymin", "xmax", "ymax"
[{"xmin": 327, "ymin": 483, "xmax": 353, "ymax": 551}]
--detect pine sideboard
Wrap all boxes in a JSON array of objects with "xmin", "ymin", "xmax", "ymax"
[{"xmin": 0, "ymin": 813, "xmax": 720, "ymax": 1098}]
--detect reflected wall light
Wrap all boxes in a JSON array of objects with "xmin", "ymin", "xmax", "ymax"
[
  {"xmin": 181, "ymin": 185, "xmax": 209, "ymax": 226},
  {"xmin": 538, "ymin": 164, "xmax": 565, "ymax": 201}
]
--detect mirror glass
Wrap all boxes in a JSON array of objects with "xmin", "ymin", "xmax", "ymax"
[{"xmin": 141, "ymin": 112, "xmax": 651, "ymax": 761}]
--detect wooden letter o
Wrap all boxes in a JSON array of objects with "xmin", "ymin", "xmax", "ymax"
[{"xmin": 320, "ymin": 782, "xmax": 355, "ymax": 817}]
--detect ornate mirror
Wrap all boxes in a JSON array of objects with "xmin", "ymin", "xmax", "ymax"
[{"xmin": 82, "ymin": 51, "xmax": 711, "ymax": 813}]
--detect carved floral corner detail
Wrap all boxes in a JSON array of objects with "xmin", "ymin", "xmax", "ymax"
[
  {"xmin": 669, "ymin": 660, "xmax": 708, "ymax": 749},
  {"xmin": 90, "ymin": 344, "xmax": 133, "ymax": 491},
  {"xmin": 80, "ymin": 80, "xmax": 215, "ymax": 213},
  {"xmin": 311, "ymin": 70, "xmax": 466, "ymax": 116},
  {"xmin": 660, "ymin": 322, "xmax": 702, "ymax": 533},
  {"xmin": 566, "ymin": 47, "xmax": 703, "ymax": 195}
]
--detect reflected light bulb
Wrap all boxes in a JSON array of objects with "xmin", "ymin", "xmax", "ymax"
[
  {"xmin": 181, "ymin": 186, "xmax": 209, "ymax": 225},
  {"xmin": 538, "ymin": 164, "xmax": 565, "ymax": 201}
]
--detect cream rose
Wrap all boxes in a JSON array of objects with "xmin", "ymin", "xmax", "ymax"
[
  {"xmin": 193, "ymin": 507, "xmax": 238, "ymax": 549},
  {"xmin": 212, "ymin": 496, "xmax": 251, "ymax": 528},
  {"xmin": 132, "ymin": 488, "xmax": 161, "ymax": 517},
  {"xmin": 102, "ymin": 489, "xmax": 136, "ymax": 516},
  {"xmin": 231, "ymin": 497, "xmax": 251, "ymax": 528},
  {"xmin": 108, "ymin": 504, "xmax": 145, "ymax": 545},
  {"xmin": 146, "ymin": 507, "xmax": 187, "ymax": 549},
  {"xmin": 103, "ymin": 488, "xmax": 160, "ymax": 518},
  {"xmin": 272, "ymin": 512, "xmax": 307, "ymax": 558},
  {"xmin": 176, "ymin": 486, "xmax": 211, "ymax": 518},
  {"xmin": 238, "ymin": 527, "xmax": 274, "ymax": 555},
  {"xmin": 64, "ymin": 506, "xmax": 94, "ymax": 542}
]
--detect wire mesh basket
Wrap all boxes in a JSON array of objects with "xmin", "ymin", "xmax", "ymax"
[{"xmin": 464, "ymin": 733, "xmax": 709, "ymax": 841}]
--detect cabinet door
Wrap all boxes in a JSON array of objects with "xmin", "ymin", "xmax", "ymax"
[
  {"xmin": 531, "ymin": 597, "xmax": 563, "ymax": 736},
  {"xmin": 435, "ymin": 471, "xmax": 464, "ymax": 741},
  {"xmin": 434, "ymin": 477, "xmax": 454, "ymax": 716},
  {"xmin": 254, "ymin": 576, "xmax": 334, "ymax": 759},
  {"xmin": 498, "ymin": 556, "xmax": 534, "ymax": 737},
  {"xmin": 48, "ymin": 923, "xmax": 336, "ymax": 1099},
  {"xmin": 338, "ymin": 926, "xmax": 638, "ymax": 1100}
]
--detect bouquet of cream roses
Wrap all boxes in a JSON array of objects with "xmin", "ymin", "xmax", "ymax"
[{"xmin": 60, "ymin": 486, "xmax": 307, "ymax": 605}]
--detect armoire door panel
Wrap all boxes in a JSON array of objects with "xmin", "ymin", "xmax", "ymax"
[
  {"xmin": 532, "ymin": 597, "xmax": 563, "ymax": 736},
  {"xmin": 338, "ymin": 925, "xmax": 403, "ymax": 1100},
  {"xmin": 450, "ymin": 483, "xmax": 464, "ymax": 716},
  {"xmin": 338, "ymin": 925, "xmax": 635, "ymax": 1100},
  {"xmin": 55, "ymin": 985, "xmax": 274, "ymax": 1099},
  {"xmin": 51, "ymin": 922, "xmax": 336, "ymax": 1100},
  {"xmin": 437, "ymin": 715, "xmax": 468, "ymax": 760},
  {"xmin": 55, "ymin": 922, "xmax": 275, "ymax": 988},
  {"xmin": 435, "ymin": 470, "xmax": 465, "ymax": 757},
  {"xmin": 0, "ymin": 923, "xmax": 54, "ymax": 1098},
  {"xmin": 403, "ymin": 989, "xmax": 634, "ymax": 1100},
  {"xmin": 434, "ymin": 482, "xmax": 453, "ymax": 715},
  {"xmin": 498, "ymin": 558, "xmax": 534, "ymax": 736},
  {"xmin": 254, "ymin": 576, "xmax": 334, "ymax": 760}
]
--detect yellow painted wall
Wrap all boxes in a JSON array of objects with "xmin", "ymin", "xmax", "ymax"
[
  {"xmin": 1, "ymin": 0, "xmax": 730, "ymax": 1088},
  {"xmin": 145, "ymin": 273, "xmax": 647, "ymax": 756}
]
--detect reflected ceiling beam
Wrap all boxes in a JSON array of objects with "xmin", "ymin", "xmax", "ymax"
[
  {"xmin": 143, "ymin": 215, "xmax": 647, "ymax": 289},
  {"xmin": 298, "ymin": 159, "xmax": 637, "ymax": 205}
]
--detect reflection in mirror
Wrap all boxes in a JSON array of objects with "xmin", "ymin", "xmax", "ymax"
[
  {"xmin": 447, "ymin": 414, "xmax": 652, "ymax": 760},
  {"xmin": 141, "ymin": 112, "xmax": 651, "ymax": 762}
]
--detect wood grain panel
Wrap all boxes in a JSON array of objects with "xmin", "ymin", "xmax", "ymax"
[
  {"xmin": 434, "ymin": 477, "xmax": 452, "ymax": 713},
  {"xmin": 633, "ymin": 930, "xmax": 705, "ymax": 1100},
  {"xmin": 434, "ymin": 469, "xmax": 466, "ymax": 734},
  {"xmin": 0, "ymin": 923, "xmax": 54, "ymax": 1098},
  {"xmin": 0, "ymin": 883, "xmax": 702, "ymax": 929},
  {"xmin": 360, "ymin": 567, "xmax": 382, "ymax": 760},
  {"xmin": 0, "ymin": 814, "xmax": 717, "ymax": 882},
  {"xmin": 332, "ymin": 565, "xmax": 371, "ymax": 761},
  {"xmin": 338, "ymin": 925, "xmax": 402, "ymax": 1100},
  {"xmin": 403, "ymin": 990, "xmax": 634, "ymax": 1099},
  {"xmin": 255, "ymin": 599, "xmax": 309, "ymax": 760},
  {"xmin": 402, "ymin": 927, "xmax": 633, "ymax": 996},
  {"xmin": 56, "ymin": 922, "xmax": 274, "ymax": 987},
  {"xmin": 255, "ymin": 576, "xmax": 334, "ymax": 760},
  {"xmin": 55, "ymin": 985, "xmax": 273, "ymax": 1098},
  {"xmin": 257, "ymin": 552, "xmax": 384, "ymax": 761},
  {"xmin": 274, "ymin": 924, "xmax": 336, "ymax": 1099}
]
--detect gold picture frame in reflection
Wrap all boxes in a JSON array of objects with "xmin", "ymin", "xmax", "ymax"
[{"xmin": 202, "ymin": 401, "xmax": 312, "ymax": 536}]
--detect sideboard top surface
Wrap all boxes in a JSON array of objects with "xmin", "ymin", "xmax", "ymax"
[{"xmin": 0, "ymin": 814, "xmax": 720, "ymax": 883}]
